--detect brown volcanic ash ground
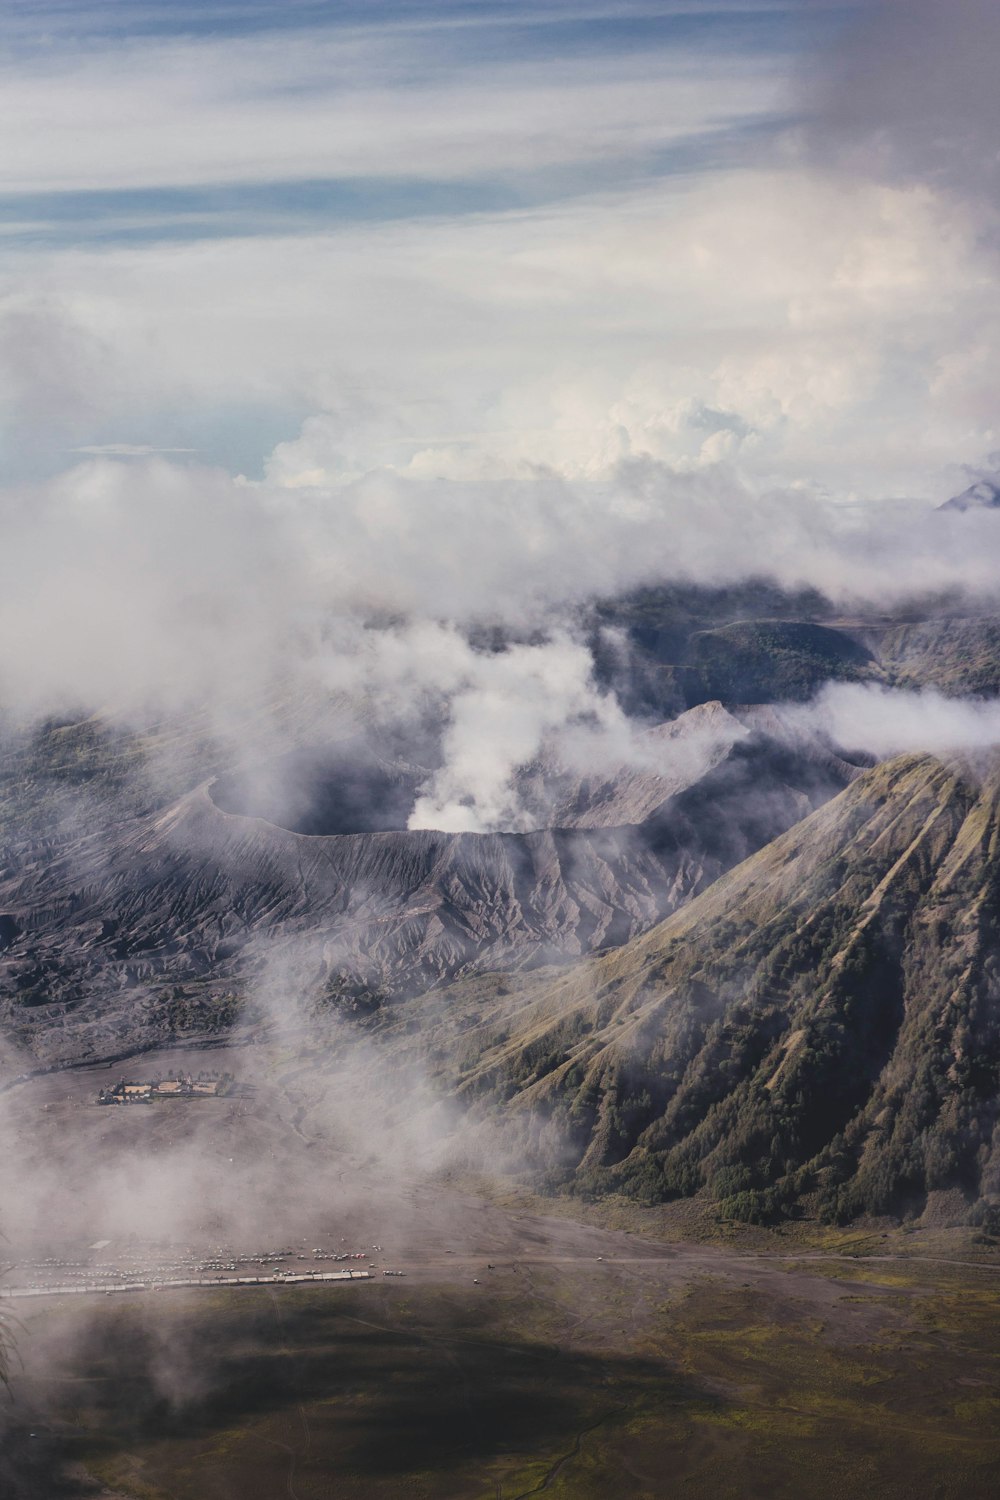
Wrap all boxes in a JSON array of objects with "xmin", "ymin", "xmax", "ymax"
[{"xmin": 2, "ymin": 1040, "xmax": 1000, "ymax": 1500}]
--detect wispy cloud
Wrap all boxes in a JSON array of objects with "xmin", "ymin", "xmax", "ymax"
[
  {"xmin": 1, "ymin": 1, "xmax": 997, "ymax": 572},
  {"xmin": 69, "ymin": 443, "xmax": 197, "ymax": 456},
  {"xmin": 0, "ymin": 34, "xmax": 784, "ymax": 200}
]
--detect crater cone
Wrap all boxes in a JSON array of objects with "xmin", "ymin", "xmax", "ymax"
[{"xmin": 209, "ymin": 746, "xmax": 421, "ymax": 835}]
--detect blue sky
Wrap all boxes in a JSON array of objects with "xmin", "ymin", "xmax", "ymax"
[
  {"xmin": 0, "ymin": 1, "xmax": 833, "ymax": 246},
  {"xmin": 0, "ymin": 0, "xmax": 841, "ymax": 479},
  {"xmin": 0, "ymin": 0, "xmax": 994, "ymax": 503}
]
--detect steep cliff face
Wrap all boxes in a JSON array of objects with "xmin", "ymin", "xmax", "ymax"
[
  {"xmin": 414, "ymin": 754, "xmax": 1000, "ymax": 1225},
  {"xmin": 0, "ymin": 708, "xmax": 860, "ymax": 1061}
]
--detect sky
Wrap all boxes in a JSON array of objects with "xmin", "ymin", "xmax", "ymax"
[
  {"xmin": 3, "ymin": 0, "xmax": 996, "ymax": 495},
  {"xmin": 5, "ymin": 0, "xmax": 1000, "ymax": 829}
]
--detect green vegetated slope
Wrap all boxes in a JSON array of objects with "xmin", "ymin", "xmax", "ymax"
[
  {"xmin": 876, "ymin": 617, "xmax": 1000, "ymax": 696},
  {"xmin": 687, "ymin": 620, "xmax": 880, "ymax": 704},
  {"xmin": 422, "ymin": 753, "xmax": 1000, "ymax": 1226},
  {"xmin": 596, "ymin": 582, "xmax": 1000, "ymax": 713},
  {"xmin": 594, "ymin": 600, "xmax": 883, "ymax": 716}
]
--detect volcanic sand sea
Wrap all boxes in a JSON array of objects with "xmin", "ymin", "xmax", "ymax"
[{"xmin": 2, "ymin": 1041, "xmax": 999, "ymax": 1499}]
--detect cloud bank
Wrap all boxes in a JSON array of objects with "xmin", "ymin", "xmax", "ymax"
[{"xmin": 4, "ymin": 1, "xmax": 1000, "ymax": 828}]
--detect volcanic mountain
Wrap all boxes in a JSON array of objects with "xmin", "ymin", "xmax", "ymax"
[
  {"xmin": 5, "ymin": 593, "xmax": 1000, "ymax": 1229},
  {"xmin": 0, "ymin": 702, "xmax": 864, "ymax": 1064},
  {"xmin": 401, "ymin": 752, "xmax": 1000, "ymax": 1226}
]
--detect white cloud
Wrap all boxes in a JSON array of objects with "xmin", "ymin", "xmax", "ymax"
[
  {"xmin": 806, "ymin": 683, "xmax": 1000, "ymax": 760},
  {"xmin": 0, "ymin": 24, "xmax": 781, "ymax": 195},
  {"xmin": 1, "ymin": 2, "xmax": 997, "ymax": 504},
  {"xmin": 2, "ymin": 162, "xmax": 994, "ymax": 500},
  {"xmin": 6, "ymin": 449, "xmax": 1000, "ymax": 736},
  {"xmin": 407, "ymin": 633, "xmax": 623, "ymax": 831},
  {"xmin": 804, "ymin": 0, "xmax": 1000, "ymax": 217}
]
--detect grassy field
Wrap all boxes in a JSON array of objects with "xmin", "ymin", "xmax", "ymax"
[
  {"xmin": 4, "ymin": 1044, "xmax": 1000, "ymax": 1498},
  {"xmin": 4, "ymin": 1241, "xmax": 1000, "ymax": 1500}
]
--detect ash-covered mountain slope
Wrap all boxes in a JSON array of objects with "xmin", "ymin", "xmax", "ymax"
[
  {"xmin": 0, "ymin": 705, "xmax": 863, "ymax": 1062},
  {"xmin": 404, "ymin": 753, "xmax": 1000, "ymax": 1227},
  {"xmin": 488, "ymin": 701, "xmax": 863, "ymax": 831}
]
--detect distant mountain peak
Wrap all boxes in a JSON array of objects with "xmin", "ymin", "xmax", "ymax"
[{"xmin": 939, "ymin": 477, "xmax": 1000, "ymax": 512}]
